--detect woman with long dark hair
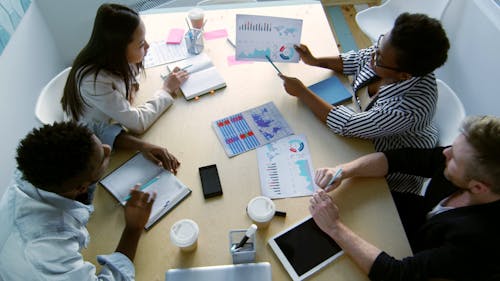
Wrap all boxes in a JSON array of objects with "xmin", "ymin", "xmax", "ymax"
[{"xmin": 62, "ymin": 3, "xmax": 188, "ymax": 134}]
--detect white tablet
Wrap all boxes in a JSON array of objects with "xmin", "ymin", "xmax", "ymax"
[{"xmin": 268, "ymin": 216, "xmax": 344, "ymax": 280}]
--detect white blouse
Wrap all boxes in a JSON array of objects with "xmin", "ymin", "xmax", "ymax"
[{"xmin": 77, "ymin": 67, "xmax": 174, "ymax": 134}]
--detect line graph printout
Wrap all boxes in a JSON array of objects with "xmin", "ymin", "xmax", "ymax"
[
  {"xmin": 143, "ymin": 40, "xmax": 194, "ymax": 68},
  {"xmin": 212, "ymin": 102, "xmax": 294, "ymax": 157},
  {"xmin": 235, "ymin": 14, "xmax": 303, "ymax": 63},
  {"xmin": 257, "ymin": 134, "xmax": 317, "ymax": 199}
]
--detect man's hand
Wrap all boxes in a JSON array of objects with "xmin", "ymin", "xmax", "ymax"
[
  {"xmin": 309, "ymin": 190, "xmax": 341, "ymax": 237},
  {"xmin": 315, "ymin": 167, "xmax": 343, "ymax": 192},
  {"xmin": 124, "ymin": 186, "xmax": 156, "ymax": 231},
  {"xmin": 279, "ymin": 74, "xmax": 307, "ymax": 98},
  {"xmin": 140, "ymin": 144, "xmax": 181, "ymax": 174},
  {"xmin": 294, "ymin": 44, "xmax": 318, "ymax": 66}
]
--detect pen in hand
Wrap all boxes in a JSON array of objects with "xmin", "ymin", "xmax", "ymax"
[
  {"xmin": 326, "ymin": 168, "xmax": 343, "ymax": 188},
  {"xmin": 265, "ymin": 55, "xmax": 282, "ymax": 75},
  {"xmin": 122, "ymin": 176, "xmax": 160, "ymax": 202}
]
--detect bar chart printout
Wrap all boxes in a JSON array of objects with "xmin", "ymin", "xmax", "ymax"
[
  {"xmin": 257, "ymin": 134, "xmax": 317, "ymax": 199},
  {"xmin": 212, "ymin": 102, "xmax": 294, "ymax": 157},
  {"xmin": 235, "ymin": 14, "xmax": 303, "ymax": 63}
]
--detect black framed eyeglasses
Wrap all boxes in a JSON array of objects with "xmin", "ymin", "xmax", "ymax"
[{"xmin": 373, "ymin": 34, "xmax": 402, "ymax": 72}]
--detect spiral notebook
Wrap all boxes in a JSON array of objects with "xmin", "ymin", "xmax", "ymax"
[{"xmin": 99, "ymin": 153, "xmax": 191, "ymax": 230}]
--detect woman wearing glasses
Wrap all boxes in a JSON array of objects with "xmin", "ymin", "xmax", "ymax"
[{"xmin": 280, "ymin": 13, "xmax": 450, "ymax": 194}]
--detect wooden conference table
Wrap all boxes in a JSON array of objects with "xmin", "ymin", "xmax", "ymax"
[{"xmin": 82, "ymin": 2, "xmax": 412, "ymax": 280}]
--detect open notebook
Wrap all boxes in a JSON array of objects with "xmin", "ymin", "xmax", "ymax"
[
  {"xmin": 167, "ymin": 53, "xmax": 226, "ymax": 100},
  {"xmin": 99, "ymin": 153, "xmax": 191, "ymax": 230}
]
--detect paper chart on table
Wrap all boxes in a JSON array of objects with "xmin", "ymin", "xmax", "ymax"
[
  {"xmin": 143, "ymin": 40, "xmax": 194, "ymax": 68},
  {"xmin": 212, "ymin": 102, "xmax": 293, "ymax": 158},
  {"xmin": 257, "ymin": 134, "xmax": 318, "ymax": 199},
  {"xmin": 235, "ymin": 14, "xmax": 302, "ymax": 63}
]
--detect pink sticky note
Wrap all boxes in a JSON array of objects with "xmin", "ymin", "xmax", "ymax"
[
  {"xmin": 203, "ymin": 29, "xmax": 228, "ymax": 40},
  {"xmin": 166, "ymin": 28, "xmax": 185, "ymax": 44},
  {"xmin": 227, "ymin": 55, "xmax": 254, "ymax": 66}
]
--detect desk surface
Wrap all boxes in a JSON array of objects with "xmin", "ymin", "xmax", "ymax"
[{"xmin": 82, "ymin": 3, "xmax": 411, "ymax": 281}]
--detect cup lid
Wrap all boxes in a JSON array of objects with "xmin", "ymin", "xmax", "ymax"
[
  {"xmin": 170, "ymin": 219, "xmax": 199, "ymax": 247},
  {"xmin": 188, "ymin": 8, "xmax": 204, "ymax": 19},
  {"xmin": 247, "ymin": 196, "xmax": 275, "ymax": 222}
]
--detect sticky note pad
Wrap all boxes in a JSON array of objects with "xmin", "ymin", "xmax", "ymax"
[
  {"xmin": 166, "ymin": 28, "xmax": 185, "ymax": 44},
  {"xmin": 204, "ymin": 29, "xmax": 228, "ymax": 40}
]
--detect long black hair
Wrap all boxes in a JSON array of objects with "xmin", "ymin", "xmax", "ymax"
[{"xmin": 61, "ymin": 3, "xmax": 142, "ymax": 120}]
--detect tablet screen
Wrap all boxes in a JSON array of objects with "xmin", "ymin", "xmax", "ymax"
[{"xmin": 272, "ymin": 217, "xmax": 343, "ymax": 278}]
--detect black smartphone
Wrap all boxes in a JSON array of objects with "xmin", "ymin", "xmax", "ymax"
[{"xmin": 199, "ymin": 164, "xmax": 223, "ymax": 198}]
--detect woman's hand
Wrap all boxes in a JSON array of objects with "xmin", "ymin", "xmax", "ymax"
[
  {"xmin": 163, "ymin": 66, "xmax": 189, "ymax": 97},
  {"xmin": 279, "ymin": 74, "xmax": 307, "ymax": 98},
  {"xmin": 294, "ymin": 44, "xmax": 318, "ymax": 66}
]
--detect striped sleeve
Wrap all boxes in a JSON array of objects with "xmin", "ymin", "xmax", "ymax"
[
  {"xmin": 326, "ymin": 105, "xmax": 414, "ymax": 139},
  {"xmin": 340, "ymin": 47, "xmax": 374, "ymax": 75}
]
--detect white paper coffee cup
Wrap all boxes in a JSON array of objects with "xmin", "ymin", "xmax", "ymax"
[
  {"xmin": 247, "ymin": 196, "xmax": 275, "ymax": 228},
  {"xmin": 188, "ymin": 8, "xmax": 205, "ymax": 29},
  {"xmin": 170, "ymin": 219, "xmax": 199, "ymax": 251}
]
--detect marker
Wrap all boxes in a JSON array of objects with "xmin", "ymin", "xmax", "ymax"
[
  {"xmin": 326, "ymin": 168, "xmax": 343, "ymax": 187},
  {"xmin": 122, "ymin": 176, "xmax": 160, "ymax": 202},
  {"xmin": 232, "ymin": 224, "xmax": 257, "ymax": 251},
  {"xmin": 265, "ymin": 55, "xmax": 282, "ymax": 75}
]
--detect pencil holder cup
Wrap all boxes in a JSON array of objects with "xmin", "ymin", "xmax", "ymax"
[
  {"xmin": 229, "ymin": 229, "xmax": 256, "ymax": 264},
  {"xmin": 185, "ymin": 28, "xmax": 204, "ymax": 55}
]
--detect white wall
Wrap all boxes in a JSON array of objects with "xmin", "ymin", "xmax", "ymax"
[
  {"xmin": 36, "ymin": 0, "xmax": 139, "ymax": 65},
  {"xmin": 0, "ymin": 0, "xmax": 65, "ymax": 195}
]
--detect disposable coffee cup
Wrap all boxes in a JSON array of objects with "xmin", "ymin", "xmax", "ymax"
[
  {"xmin": 188, "ymin": 8, "xmax": 205, "ymax": 29},
  {"xmin": 170, "ymin": 219, "xmax": 199, "ymax": 252},
  {"xmin": 246, "ymin": 196, "xmax": 275, "ymax": 229}
]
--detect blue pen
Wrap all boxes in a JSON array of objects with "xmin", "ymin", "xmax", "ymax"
[
  {"xmin": 326, "ymin": 168, "xmax": 343, "ymax": 187},
  {"xmin": 122, "ymin": 176, "xmax": 160, "ymax": 202},
  {"xmin": 265, "ymin": 55, "xmax": 282, "ymax": 74}
]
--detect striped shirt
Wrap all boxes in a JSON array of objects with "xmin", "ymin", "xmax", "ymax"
[{"xmin": 326, "ymin": 47, "xmax": 438, "ymax": 194}]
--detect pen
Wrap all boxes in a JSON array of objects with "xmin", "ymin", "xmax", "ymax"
[
  {"xmin": 326, "ymin": 168, "xmax": 343, "ymax": 187},
  {"xmin": 122, "ymin": 176, "xmax": 160, "ymax": 202},
  {"xmin": 160, "ymin": 64, "xmax": 193, "ymax": 80},
  {"xmin": 265, "ymin": 55, "xmax": 282, "ymax": 75},
  {"xmin": 181, "ymin": 64, "xmax": 193, "ymax": 71},
  {"xmin": 233, "ymin": 224, "xmax": 257, "ymax": 251},
  {"xmin": 226, "ymin": 38, "xmax": 236, "ymax": 49}
]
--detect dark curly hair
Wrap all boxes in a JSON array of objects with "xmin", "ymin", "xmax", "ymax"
[
  {"xmin": 390, "ymin": 13, "xmax": 450, "ymax": 77},
  {"xmin": 16, "ymin": 122, "xmax": 94, "ymax": 193}
]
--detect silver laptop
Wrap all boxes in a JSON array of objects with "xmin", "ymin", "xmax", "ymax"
[{"xmin": 165, "ymin": 262, "xmax": 272, "ymax": 281}]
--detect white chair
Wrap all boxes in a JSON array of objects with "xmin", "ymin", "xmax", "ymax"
[
  {"xmin": 355, "ymin": 0, "xmax": 450, "ymax": 42},
  {"xmin": 433, "ymin": 79, "xmax": 466, "ymax": 146},
  {"xmin": 35, "ymin": 67, "xmax": 71, "ymax": 124}
]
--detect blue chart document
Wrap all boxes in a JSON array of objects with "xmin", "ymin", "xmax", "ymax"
[
  {"xmin": 235, "ymin": 14, "xmax": 302, "ymax": 62},
  {"xmin": 212, "ymin": 102, "xmax": 293, "ymax": 157},
  {"xmin": 257, "ymin": 134, "xmax": 318, "ymax": 199}
]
